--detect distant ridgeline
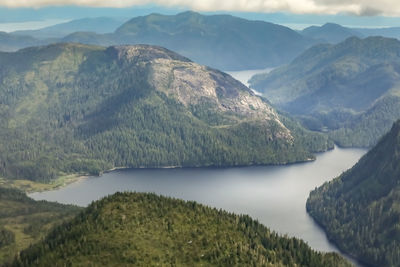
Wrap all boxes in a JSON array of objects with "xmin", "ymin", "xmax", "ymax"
[
  {"xmin": 301, "ymin": 23, "xmax": 400, "ymax": 44},
  {"xmin": 0, "ymin": 43, "xmax": 331, "ymax": 182},
  {"xmin": 12, "ymin": 192, "xmax": 351, "ymax": 266},
  {"xmin": 1, "ymin": 11, "xmax": 316, "ymax": 70},
  {"xmin": 250, "ymin": 36, "xmax": 400, "ymax": 148},
  {"xmin": 307, "ymin": 120, "xmax": 400, "ymax": 267}
]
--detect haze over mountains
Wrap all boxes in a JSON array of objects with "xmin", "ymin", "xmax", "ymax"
[
  {"xmin": 1, "ymin": 7, "xmax": 400, "ymax": 267},
  {"xmin": 301, "ymin": 23, "xmax": 363, "ymax": 44},
  {"xmin": 12, "ymin": 17, "xmax": 126, "ymax": 39},
  {"xmin": 0, "ymin": 32, "xmax": 43, "ymax": 52},
  {"xmin": 250, "ymin": 36, "xmax": 400, "ymax": 147},
  {"xmin": 1, "ymin": 12, "xmax": 400, "ymax": 70},
  {"xmin": 1, "ymin": 11, "xmax": 319, "ymax": 70},
  {"xmin": 301, "ymin": 23, "xmax": 400, "ymax": 44}
]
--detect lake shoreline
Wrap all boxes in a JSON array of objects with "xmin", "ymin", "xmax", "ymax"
[
  {"xmin": 29, "ymin": 146, "xmax": 367, "ymax": 260},
  {"xmin": 19, "ymin": 154, "xmax": 319, "ymax": 194},
  {"xmin": 306, "ymin": 208, "xmax": 367, "ymax": 267}
]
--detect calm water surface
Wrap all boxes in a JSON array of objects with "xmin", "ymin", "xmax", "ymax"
[
  {"xmin": 226, "ymin": 67, "xmax": 273, "ymax": 94},
  {"xmin": 30, "ymin": 146, "xmax": 366, "ymax": 257},
  {"xmin": 29, "ymin": 70, "xmax": 366, "ymax": 264}
]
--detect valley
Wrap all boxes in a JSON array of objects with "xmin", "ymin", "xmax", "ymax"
[
  {"xmin": 250, "ymin": 36, "xmax": 400, "ymax": 148},
  {"xmin": 0, "ymin": 6, "xmax": 400, "ymax": 266},
  {"xmin": 30, "ymin": 146, "xmax": 366, "ymax": 265}
]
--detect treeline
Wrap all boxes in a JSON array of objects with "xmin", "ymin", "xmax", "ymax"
[
  {"xmin": 0, "ymin": 187, "xmax": 81, "ymax": 264},
  {"xmin": 0, "ymin": 43, "xmax": 331, "ymax": 182},
  {"xmin": 329, "ymin": 95, "xmax": 400, "ymax": 147},
  {"xmin": 0, "ymin": 228, "xmax": 14, "ymax": 248},
  {"xmin": 307, "ymin": 121, "xmax": 400, "ymax": 267},
  {"xmin": 13, "ymin": 192, "xmax": 350, "ymax": 266}
]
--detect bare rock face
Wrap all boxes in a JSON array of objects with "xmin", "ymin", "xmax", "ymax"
[
  {"xmin": 140, "ymin": 48, "xmax": 293, "ymax": 140},
  {"xmin": 0, "ymin": 43, "xmax": 330, "ymax": 183},
  {"xmin": 106, "ymin": 45, "xmax": 191, "ymax": 64},
  {"xmin": 109, "ymin": 45, "xmax": 292, "ymax": 137}
]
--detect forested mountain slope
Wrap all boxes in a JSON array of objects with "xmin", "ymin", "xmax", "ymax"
[
  {"xmin": 13, "ymin": 192, "xmax": 350, "ymax": 266},
  {"xmin": 307, "ymin": 120, "xmax": 400, "ymax": 266},
  {"xmin": 0, "ymin": 187, "xmax": 81, "ymax": 265},
  {"xmin": 250, "ymin": 36, "xmax": 400, "ymax": 147},
  {"xmin": 0, "ymin": 43, "xmax": 330, "ymax": 182}
]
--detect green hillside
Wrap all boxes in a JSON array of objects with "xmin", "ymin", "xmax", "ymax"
[
  {"xmin": 0, "ymin": 43, "xmax": 331, "ymax": 183},
  {"xmin": 0, "ymin": 187, "xmax": 81, "ymax": 265},
  {"xmin": 307, "ymin": 120, "xmax": 400, "ymax": 266},
  {"xmin": 250, "ymin": 36, "xmax": 400, "ymax": 147},
  {"xmin": 13, "ymin": 192, "xmax": 350, "ymax": 266}
]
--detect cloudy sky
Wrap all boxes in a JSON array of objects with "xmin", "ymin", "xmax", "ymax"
[{"xmin": 0, "ymin": 0, "xmax": 399, "ymax": 16}]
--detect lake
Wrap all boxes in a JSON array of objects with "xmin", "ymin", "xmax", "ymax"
[
  {"xmin": 30, "ymin": 146, "xmax": 366, "ymax": 258},
  {"xmin": 29, "ymin": 69, "xmax": 366, "ymax": 264},
  {"xmin": 0, "ymin": 19, "xmax": 69, "ymax": 32},
  {"xmin": 225, "ymin": 67, "xmax": 272, "ymax": 95}
]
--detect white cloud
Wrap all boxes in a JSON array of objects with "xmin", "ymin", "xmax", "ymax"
[{"xmin": 1, "ymin": 0, "xmax": 400, "ymax": 16}]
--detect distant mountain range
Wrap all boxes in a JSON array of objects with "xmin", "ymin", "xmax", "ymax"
[
  {"xmin": 2, "ymin": 13, "xmax": 400, "ymax": 70},
  {"xmin": 109, "ymin": 11, "xmax": 316, "ymax": 70},
  {"xmin": 250, "ymin": 36, "xmax": 400, "ymax": 147},
  {"xmin": 1, "ymin": 12, "xmax": 318, "ymax": 70},
  {"xmin": 307, "ymin": 120, "xmax": 400, "ymax": 267},
  {"xmin": 12, "ymin": 17, "xmax": 126, "ymax": 39},
  {"xmin": 0, "ymin": 31, "xmax": 44, "ymax": 52},
  {"xmin": 301, "ymin": 23, "xmax": 363, "ymax": 44},
  {"xmin": 302, "ymin": 23, "xmax": 400, "ymax": 44},
  {"xmin": 0, "ymin": 43, "xmax": 330, "ymax": 182}
]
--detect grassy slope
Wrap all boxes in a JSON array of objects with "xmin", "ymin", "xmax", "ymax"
[{"xmin": 0, "ymin": 187, "xmax": 81, "ymax": 265}]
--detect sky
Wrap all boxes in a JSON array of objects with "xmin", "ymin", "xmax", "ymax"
[
  {"xmin": 0, "ymin": 0, "xmax": 399, "ymax": 16},
  {"xmin": 0, "ymin": 1, "xmax": 399, "ymax": 29}
]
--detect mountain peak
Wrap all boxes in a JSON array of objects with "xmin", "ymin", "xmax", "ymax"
[
  {"xmin": 321, "ymin": 22, "xmax": 344, "ymax": 28},
  {"xmin": 113, "ymin": 12, "xmax": 315, "ymax": 70},
  {"xmin": 0, "ymin": 43, "xmax": 332, "ymax": 182},
  {"xmin": 106, "ymin": 44, "xmax": 191, "ymax": 63},
  {"xmin": 176, "ymin": 10, "xmax": 201, "ymax": 17},
  {"xmin": 302, "ymin": 23, "xmax": 362, "ymax": 44}
]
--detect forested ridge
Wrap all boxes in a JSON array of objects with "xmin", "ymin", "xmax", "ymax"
[
  {"xmin": 0, "ymin": 43, "xmax": 331, "ymax": 182},
  {"xmin": 307, "ymin": 120, "xmax": 400, "ymax": 266},
  {"xmin": 12, "ymin": 192, "xmax": 350, "ymax": 266},
  {"xmin": 0, "ymin": 187, "xmax": 81, "ymax": 265},
  {"xmin": 250, "ymin": 36, "xmax": 400, "ymax": 148}
]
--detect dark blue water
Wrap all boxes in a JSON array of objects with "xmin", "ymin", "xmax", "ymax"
[{"xmin": 30, "ymin": 146, "xmax": 365, "ymax": 261}]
